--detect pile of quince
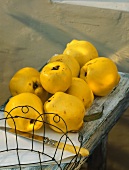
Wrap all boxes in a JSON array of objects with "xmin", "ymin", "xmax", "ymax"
[{"xmin": 4, "ymin": 39, "xmax": 120, "ymax": 133}]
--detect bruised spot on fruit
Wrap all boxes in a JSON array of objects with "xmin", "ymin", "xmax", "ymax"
[
  {"xmin": 51, "ymin": 65, "xmax": 60, "ymax": 70},
  {"xmin": 30, "ymin": 119, "xmax": 35, "ymax": 124},
  {"xmin": 87, "ymin": 61, "xmax": 97, "ymax": 66},
  {"xmin": 56, "ymin": 59, "xmax": 62, "ymax": 62},
  {"xmin": 33, "ymin": 82, "xmax": 38, "ymax": 90},
  {"xmin": 47, "ymin": 100, "xmax": 51, "ymax": 102},
  {"xmin": 15, "ymin": 91, "xmax": 18, "ymax": 94},
  {"xmin": 14, "ymin": 115, "xmax": 19, "ymax": 118},
  {"xmin": 85, "ymin": 72, "xmax": 87, "ymax": 77},
  {"xmin": 64, "ymin": 110, "xmax": 66, "ymax": 114}
]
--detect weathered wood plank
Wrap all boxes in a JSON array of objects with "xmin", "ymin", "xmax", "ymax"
[
  {"xmin": 82, "ymin": 72, "xmax": 129, "ymax": 149},
  {"xmin": 74, "ymin": 72, "xmax": 129, "ymax": 170}
]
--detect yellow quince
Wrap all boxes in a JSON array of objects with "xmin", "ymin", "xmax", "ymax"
[
  {"xmin": 40, "ymin": 62, "xmax": 72, "ymax": 94},
  {"xmin": 66, "ymin": 77, "xmax": 94, "ymax": 109},
  {"xmin": 49, "ymin": 54, "xmax": 80, "ymax": 77},
  {"xmin": 9, "ymin": 67, "xmax": 48, "ymax": 104},
  {"xmin": 4, "ymin": 93, "xmax": 44, "ymax": 132},
  {"xmin": 63, "ymin": 39, "xmax": 98, "ymax": 67},
  {"xmin": 80, "ymin": 57, "xmax": 120, "ymax": 96},
  {"xmin": 44, "ymin": 92, "xmax": 85, "ymax": 133}
]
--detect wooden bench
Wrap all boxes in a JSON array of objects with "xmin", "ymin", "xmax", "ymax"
[{"xmin": 0, "ymin": 72, "xmax": 129, "ymax": 170}]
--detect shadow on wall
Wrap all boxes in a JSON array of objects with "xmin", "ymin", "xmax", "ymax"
[
  {"xmin": 8, "ymin": 12, "xmax": 73, "ymax": 50},
  {"xmin": 8, "ymin": 12, "xmax": 115, "ymax": 57},
  {"xmin": 8, "ymin": 12, "xmax": 129, "ymax": 73}
]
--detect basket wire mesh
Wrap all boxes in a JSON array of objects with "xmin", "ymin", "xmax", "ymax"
[{"xmin": 0, "ymin": 102, "xmax": 85, "ymax": 170}]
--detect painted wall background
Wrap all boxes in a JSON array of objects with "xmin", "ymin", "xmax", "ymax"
[
  {"xmin": 0, "ymin": 0, "xmax": 129, "ymax": 104},
  {"xmin": 52, "ymin": 0, "xmax": 129, "ymax": 11}
]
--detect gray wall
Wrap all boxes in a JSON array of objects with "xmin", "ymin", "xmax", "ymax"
[{"xmin": 0, "ymin": 0, "xmax": 129, "ymax": 104}]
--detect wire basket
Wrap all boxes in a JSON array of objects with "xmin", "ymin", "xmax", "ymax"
[{"xmin": 0, "ymin": 101, "xmax": 85, "ymax": 170}]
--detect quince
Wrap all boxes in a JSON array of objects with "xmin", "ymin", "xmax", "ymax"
[
  {"xmin": 9, "ymin": 67, "xmax": 48, "ymax": 104},
  {"xmin": 44, "ymin": 92, "xmax": 85, "ymax": 133},
  {"xmin": 4, "ymin": 93, "xmax": 44, "ymax": 132},
  {"xmin": 80, "ymin": 57, "xmax": 120, "ymax": 96},
  {"xmin": 63, "ymin": 39, "xmax": 98, "ymax": 67},
  {"xmin": 49, "ymin": 54, "xmax": 80, "ymax": 77},
  {"xmin": 40, "ymin": 61, "xmax": 72, "ymax": 94},
  {"xmin": 66, "ymin": 77, "xmax": 94, "ymax": 109}
]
